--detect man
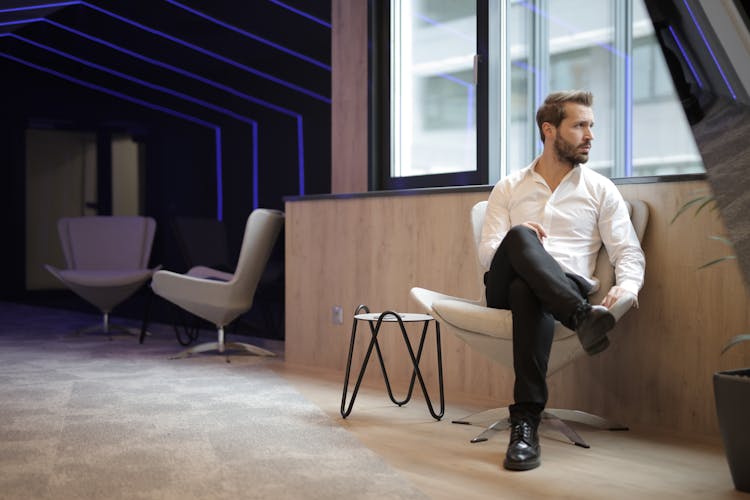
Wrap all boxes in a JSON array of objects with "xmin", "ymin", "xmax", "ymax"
[{"xmin": 478, "ymin": 90, "xmax": 645, "ymax": 471}]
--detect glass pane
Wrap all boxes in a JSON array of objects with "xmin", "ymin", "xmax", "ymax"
[
  {"xmin": 548, "ymin": 0, "xmax": 615, "ymax": 177},
  {"xmin": 631, "ymin": 1, "xmax": 704, "ymax": 177},
  {"xmin": 508, "ymin": 0, "xmax": 532, "ymax": 175},
  {"xmin": 507, "ymin": 0, "xmax": 616, "ymax": 176},
  {"xmin": 391, "ymin": 0, "xmax": 477, "ymax": 178}
]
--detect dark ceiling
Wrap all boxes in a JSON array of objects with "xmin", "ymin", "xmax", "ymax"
[
  {"xmin": 0, "ymin": 0, "xmax": 332, "ymax": 212},
  {"xmin": 0, "ymin": 0, "xmax": 331, "ymax": 102}
]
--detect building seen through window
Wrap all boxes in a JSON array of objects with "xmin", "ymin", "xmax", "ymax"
[{"xmin": 386, "ymin": 0, "xmax": 704, "ymax": 186}]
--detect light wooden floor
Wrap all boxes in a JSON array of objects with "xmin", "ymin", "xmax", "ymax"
[{"xmin": 270, "ymin": 361, "xmax": 745, "ymax": 500}]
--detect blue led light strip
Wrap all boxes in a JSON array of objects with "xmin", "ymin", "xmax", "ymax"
[
  {"xmin": 165, "ymin": 0, "xmax": 330, "ymax": 71},
  {"xmin": 519, "ymin": 0, "xmax": 627, "ymax": 59},
  {"xmin": 268, "ymin": 0, "xmax": 331, "ymax": 28},
  {"xmin": 512, "ymin": 60, "xmax": 537, "ymax": 73},
  {"xmin": 80, "ymin": 1, "xmax": 331, "ymax": 104},
  {"xmin": 0, "ymin": 2, "xmax": 329, "ymax": 102},
  {"xmin": 0, "ymin": 50, "xmax": 226, "ymax": 220},
  {"xmin": 45, "ymin": 16, "xmax": 306, "ymax": 195},
  {"xmin": 416, "ymin": 11, "xmax": 484, "ymax": 162},
  {"xmin": 681, "ymin": 0, "xmax": 736, "ymax": 100},
  {"xmin": 433, "ymin": 72, "xmax": 475, "ymax": 140},
  {"xmin": 668, "ymin": 25, "xmax": 704, "ymax": 89},
  {"xmin": 252, "ymin": 122, "xmax": 259, "ymax": 208},
  {"xmin": 417, "ymin": 13, "xmax": 473, "ymax": 42},
  {"xmin": 0, "ymin": 1, "xmax": 78, "ymax": 13},
  {"xmin": 6, "ymin": 31, "xmax": 261, "ymax": 210},
  {"xmin": 0, "ymin": 7, "xmax": 309, "ymax": 198},
  {"xmin": 11, "ymin": 34, "xmax": 257, "ymax": 126}
]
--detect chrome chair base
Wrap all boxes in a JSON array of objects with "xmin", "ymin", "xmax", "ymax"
[{"xmin": 452, "ymin": 407, "xmax": 628, "ymax": 449}]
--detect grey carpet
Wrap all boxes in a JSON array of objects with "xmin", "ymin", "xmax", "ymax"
[{"xmin": 0, "ymin": 302, "xmax": 428, "ymax": 500}]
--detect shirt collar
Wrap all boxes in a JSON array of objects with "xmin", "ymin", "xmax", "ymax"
[{"xmin": 523, "ymin": 156, "xmax": 582, "ymax": 187}]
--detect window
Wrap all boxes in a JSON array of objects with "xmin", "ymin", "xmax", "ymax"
[
  {"xmin": 499, "ymin": 0, "xmax": 704, "ymax": 180},
  {"xmin": 372, "ymin": 0, "xmax": 705, "ymax": 190},
  {"xmin": 372, "ymin": 0, "xmax": 486, "ymax": 189}
]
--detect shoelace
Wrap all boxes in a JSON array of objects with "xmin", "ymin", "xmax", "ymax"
[
  {"xmin": 571, "ymin": 303, "xmax": 592, "ymax": 329},
  {"xmin": 510, "ymin": 421, "xmax": 535, "ymax": 445}
]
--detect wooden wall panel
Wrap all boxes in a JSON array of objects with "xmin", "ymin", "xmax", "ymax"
[
  {"xmin": 331, "ymin": 0, "xmax": 368, "ymax": 194},
  {"xmin": 285, "ymin": 180, "xmax": 750, "ymax": 436}
]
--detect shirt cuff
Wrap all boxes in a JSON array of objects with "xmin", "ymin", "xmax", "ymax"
[{"xmin": 617, "ymin": 281, "xmax": 640, "ymax": 307}]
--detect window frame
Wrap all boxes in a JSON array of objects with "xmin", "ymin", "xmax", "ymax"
[
  {"xmin": 369, "ymin": 0, "xmax": 705, "ymax": 191},
  {"xmin": 368, "ymin": 0, "xmax": 488, "ymax": 191}
]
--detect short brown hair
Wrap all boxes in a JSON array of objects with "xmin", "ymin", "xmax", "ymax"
[{"xmin": 535, "ymin": 90, "xmax": 593, "ymax": 142}]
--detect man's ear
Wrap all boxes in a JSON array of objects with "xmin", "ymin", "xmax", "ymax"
[{"xmin": 541, "ymin": 122, "xmax": 555, "ymax": 143}]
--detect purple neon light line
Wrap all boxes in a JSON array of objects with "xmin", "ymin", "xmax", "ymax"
[
  {"xmin": 0, "ymin": 1, "xmax": 330, "ymax": 103},
  {"xmin": 0, "ymin": 1, "xmax": 78, "ymax": 13},
  {"xmin": 0, "ymin": 50, "xmax": 225, "ymax": 220},
  {"xmin": 667, "ymin": 25, "xmax": 704, "ymax": 88},
  {"xmin": 7, "ymin": 31, "xmax": 260, "ymax": 209},
  {"xmin": 513, "ymin": 60, "xmax": 537, "ymax": 73},
  {"xmin": 416, "ymin": 13, "xmax": 473, "ymax": 42},
  {"xmin": 268, "ymin": 0, "xmax": 330, "ymax": 28},
  {"xmin": 681, "ymin": 0, "xmax": 736, "ymax": 99},
  {"xmin": 0, "ymin": 14, "xmax": 301, "ymax": 116},
  {"xmin": 410, "ymin": 10, "xmax": 477, "ymax": 138},
  {"xmin": 0, "ymin": 14, "xmax": 307, "ymax": 198},
  {"xmin": 519, "ymin": 0, "xmax": 627, "ymax": 59},
  {"xmin": 435, "ymin": 72, "xmax": 472, "ymax": 88},
  {"xmin": 80, "ymin": 1, "xmax": 331, "ymax": 104},
  {"xmin": 10, "ymin": 34, "xmax": 257, "ymax": 126},
  {"xmin": 297, "ymin": 115, "xmax": 304, "ymax": 195},
  {"xmin": 216, "ymin": 127, "xmax": 223, "ymax": 216},
  {"xmin": 165, "ymin": 0, "xmax": 330, "ymax": 71},
  {"xmin": 252, "ymin": 122, "xmax": 259, "ymax": 208},
  {"xmin": 418, "ymin": 70, "xmax": 475, "ymax": 166}
]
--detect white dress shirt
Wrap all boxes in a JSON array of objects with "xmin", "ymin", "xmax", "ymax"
[{"xmin": 478, "ymin": 158, "xmax": 645, "ymax": 297}]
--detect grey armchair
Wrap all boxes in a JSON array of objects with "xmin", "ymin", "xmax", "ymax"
[
  {"xmin": 151, "ymin": 209, "xmax": 284, "ymax": 360},
  {"xmin": 410, "ymin": 199, "xmax": 648, "ymax": 448},
  {"xmin": 45, "ymin": 216, "xmax": 158, "ymax": 337}
]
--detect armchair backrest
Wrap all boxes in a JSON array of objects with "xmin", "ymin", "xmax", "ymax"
[
  {"xmin": 58, "ymin": 216, "xmax": 156, "ymax": 270},
  {"xmin": 228, "ymin": 209, "xmax": 284, "ymax": 303},
  {"xmin": 173, "ymin": 216, "xmax": 232, "ymax": 272},
  {"xmin": 471, "ymin": 201, "xmax": 490, "ymax": 297},
  {"xmin": 470, "ymin": 199, "xmax": 649, "ymax": 303}
]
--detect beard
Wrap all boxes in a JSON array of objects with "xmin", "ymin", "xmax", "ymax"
[{"xmin": 553, "ymin": 134, "xmax": 590, "ymax": 166}]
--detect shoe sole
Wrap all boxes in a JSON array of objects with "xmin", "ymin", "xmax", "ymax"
[
  {"xmin": 580, "ymin": 310, "xmax": 615, "ymax": 355},
  {"xmin": 503, "ymin": 457, "xmax": 541, "ymax": 471},
  {"xmin": 586, "ymin": 336, "xmax": 610, "ymax": 355}
]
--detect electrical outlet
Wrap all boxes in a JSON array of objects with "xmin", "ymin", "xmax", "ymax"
[{"xmin": 332, "ymin": 305, "xmax": 344, "ymax": 325}]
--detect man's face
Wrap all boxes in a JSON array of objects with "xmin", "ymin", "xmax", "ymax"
[{"xmin": 551, "ymin": 103, "xmax": 594, "ymax": 166}]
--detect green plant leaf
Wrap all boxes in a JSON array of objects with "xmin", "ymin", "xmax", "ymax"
[
  {"xmin": 670, "ymin": 196, "xmax": 712, "ymax": 224},
  {"xmin": 694, "ymin": 197, "xmax": 717, "ymax": 217},
  {"xmin": 697, "ymin": 255, "xmax": 737, "ymax": 269},
  {"xmin": 707, "ymin": 235, "xmax": 734, "ymax": 247},
  {"xmin": 721, "ymin": 334, "xmax": 750, "ymax": 355}
]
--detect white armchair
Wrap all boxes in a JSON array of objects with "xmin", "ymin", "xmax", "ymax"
[
  {"xmin": 45, "ymin": 216, "xmax": 158, "ymax": 337},
  {"xmin": 410, "ymin": 199, "xmax": 649, "ymax": 448},
  {"xmin": 151, "ymin": 209, "xmax": 284, "ymax": 360}
]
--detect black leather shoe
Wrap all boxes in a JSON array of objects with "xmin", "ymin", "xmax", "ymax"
[
  {"xmin": 574, "ymin": 305, "xmax": 614, "ymax": 355},
  {"xmin": 503, "ymin": 420, "xmax": 540, "ymax": 471}
]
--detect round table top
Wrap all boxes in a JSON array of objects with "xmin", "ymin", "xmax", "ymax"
[{"xmin": 354, "ymin": 312, "xmax": 433, "ymax": 322}]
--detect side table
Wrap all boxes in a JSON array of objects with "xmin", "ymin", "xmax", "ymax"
[{"xmin": 340, "ymin": 304, "xmax": 444, "ymax": 420}]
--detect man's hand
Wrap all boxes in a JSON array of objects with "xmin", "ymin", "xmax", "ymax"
[
  {"xmin": 600, "ymin": 285, "xmax": 635, "ymax": 309},
  {"xmin": 520, "ymin": 221, "xmax": 547, "ymax": 242}
]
